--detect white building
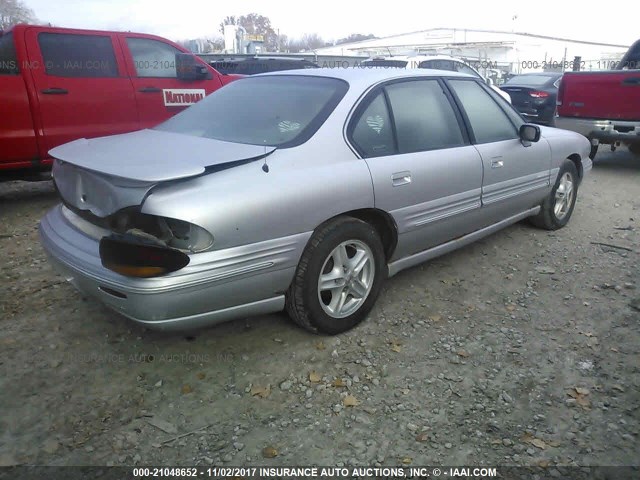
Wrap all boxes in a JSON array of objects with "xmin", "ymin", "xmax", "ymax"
[{"xmin": 316, "ymin": 28, "xmax": 629, "ymax": 75}]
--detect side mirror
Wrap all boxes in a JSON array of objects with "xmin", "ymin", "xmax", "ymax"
[
  {"xmin": 519, "ymin": 124, "xmax": 541, "ymax": 143},
  {"xmin": 176, "ymin": 53, "xmax": 211, "ymax": 81}
]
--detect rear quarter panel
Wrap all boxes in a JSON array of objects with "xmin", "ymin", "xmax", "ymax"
[{"xmin": 140, "ymin": 141, "xmax": 374, "ymax": 251}]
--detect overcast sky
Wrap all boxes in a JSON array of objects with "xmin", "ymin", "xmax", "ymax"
[{"xmin": 25, "ymin": 0, "xmax": 637, "ymax": 46}]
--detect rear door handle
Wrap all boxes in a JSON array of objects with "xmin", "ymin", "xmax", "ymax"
[
  {"xmin": 139, "ymin": 87, "xmax": 162, "ymax": 93},
  {"xmin": 622, "ymin": 77, "xmax": 640, "ymax": 86},
  {"xmin": 392, "ymin": 171, "xmax": 412, "ymax": 186},
  {"xmin": 491, "ymin": 157, "xmax": 504, "ymax": 168},
  {"xmin": 41, "ymin": 88, "xmax": 68, "ymax": 95}
]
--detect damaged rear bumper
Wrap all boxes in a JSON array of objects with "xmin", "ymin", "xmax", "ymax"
[{"xmin": 39, "ymin": 205, "xmax": 308, "ymax": 330}]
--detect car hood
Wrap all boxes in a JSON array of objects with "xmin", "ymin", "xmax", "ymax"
[
  {"xmin": 50, "ymin": 129, "xmax": 275, "ymax": 218},
  {"xmin": 50, "ymin": 129, "xmax": 276, "ymax": 182}
]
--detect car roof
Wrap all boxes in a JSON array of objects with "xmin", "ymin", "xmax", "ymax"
[
  {"xmin": 510, "ymin": 72, "xmax": 563, "ymax": 77},
  {"xmin": 260, "ymin": 67, "xmax": 472, "ymax": 89},
  {"xmin": 365, "ymin": 54, "xmax": 468, "ymax": 62},
  {"xmin": 214, "ymin": 57, "xmax": 316, "ymax": 63}
]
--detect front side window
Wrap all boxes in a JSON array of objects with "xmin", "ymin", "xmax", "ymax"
[
  {"xmin": 38, "ymin": 33, "xmax": 118, "ymax": 78},
  {"xmin": 155, "ymin": 75, "xmax": 348, "ymax": 148},
  {"xmin": 127, "ymin": 38, "xmax": 179, "ymax": 78},
  {"xmin": 448, "ymin": 79, "xmax": 518, "ymax": 144},
  {"xmin": 386, "ymin": 80, "xmax": 465, "ymax": 154},
  {"xmin": 350, "ymin": 91, "xmax": 396, "ymax": 158},
  {"xmin": 0, "ymin": 33, "xmax": 19, "ymax": 75}
]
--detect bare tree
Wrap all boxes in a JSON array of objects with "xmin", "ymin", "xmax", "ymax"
[
  {"xmin": 0, "ymin": 0, "xmax": 37, "ymax": 30},
  {"xmin": 300, "ymin": 33, "xmax": 325, "ymax": 51},
  {"xmin": 336, "ymin": 33, "xmax": 377, "ymax": 45},
  {"xmin": 218, "ymin": 15, "xmax": 236, "ymax": 35},
  {"xmin": 204, "ymin": 36, "xmax": 224, "ymax": 53}
]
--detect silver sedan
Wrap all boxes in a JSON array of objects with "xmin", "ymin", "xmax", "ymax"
[{"xmin": 40, "ymin": 69, "xmax": 592, "ymax": 334}]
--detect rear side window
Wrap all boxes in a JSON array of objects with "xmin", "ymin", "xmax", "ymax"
[
  {"xmin": 350, "ymin": 91, "xmax": 396, "ymax": 158},
  {"xmin": 38, "ymin": 33, "xmax": 118, "ymax": 78},
  {"xmin": 448, "ymin": 79, "xmax": 518, "ymax": 144},
  {"xmin": 0, "ymin": 33, "xmax": 19, "ymax": 75},
  {"xmin": 386, "ymin": 80, "xmax": 465, "ymax": 153},
  {"xmin": 127, "ymin": 38, "xmax": 179, "ymax": 78}
]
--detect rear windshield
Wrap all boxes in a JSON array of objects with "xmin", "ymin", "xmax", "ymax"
[
  {"xmin": 361, "ymin": 60, "xmax": 408, "ymax": 68},
  {"xmin": 0, "ymin": 32, "xmax": 19, "ymax": 75},
  {"xmin": 504, "ymin": 75, "xmax": 556, "ymax": 86},
  {"xmin": 155, "ymin": 75, "xmax": 348, "ymax": 148}
]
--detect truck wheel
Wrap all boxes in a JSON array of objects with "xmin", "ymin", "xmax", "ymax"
[
  {"xmin": 628, "ymin": 143, "xmax": 640, "ymax": 157},
  {"xmin": 530, "ymin": 160, "xmax": 579, "ymax": 230},
  {"xmin": 286, "ymin": 217, "xmax": 386, "ymax": 334}
]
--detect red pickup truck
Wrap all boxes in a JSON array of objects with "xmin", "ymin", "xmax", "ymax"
[
  {"xmin": 0, "ymin": 24, "xmax": 237, "ymax": 178},
  {"xmin": 555, "ymin": 39, "xmax": 640, "ymax": 160}
]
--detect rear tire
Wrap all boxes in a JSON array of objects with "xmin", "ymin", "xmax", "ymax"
[
  {"xmin": 628, "ymin": 143, "xmax": 640, "ymax": 157},
  {"xmin": 286, "ymin": 217, "xmax": 386, "ymax": 334},
  {"xmin": 530, "ymin": 160, "xmax": 579, "ymax": 230}
]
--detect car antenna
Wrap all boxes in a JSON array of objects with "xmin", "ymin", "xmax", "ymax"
[{"xmin": 262, "ymin": 141, "xmax": 270, "ymax": 173}]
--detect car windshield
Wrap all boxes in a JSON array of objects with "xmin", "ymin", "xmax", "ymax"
[
  {"xmin": 504, "ymin": 75, "xmax": 556, "ymax": 86},
  {"xmin": 361, "ymin": 59, "xmax": 408, "ymax": 68},
  {"xmin": 154, "ymin": 75, "xmax": 348, "ymax": 147}
]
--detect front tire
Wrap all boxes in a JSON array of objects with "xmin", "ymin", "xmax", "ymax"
[
  {"xmin": 530, "ymin": 160, "xmax": 579, "ymax": 230},
  {"xmin": 286, "ymin": 217, "xmax": 386, "ymax": 334}
]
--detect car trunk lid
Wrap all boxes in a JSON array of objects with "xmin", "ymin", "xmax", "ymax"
[
  {"xmin": 51, "ymin": 129, "xmax": 275, "ymax": 217},
  {"xmin": 500, "ymin": 86, "xmax": 549, "ymax": 107}
]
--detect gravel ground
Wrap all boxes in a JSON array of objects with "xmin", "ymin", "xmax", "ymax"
[{"xmin": 0, "ymin": 147, "xmax": 638, "ymax": 468}]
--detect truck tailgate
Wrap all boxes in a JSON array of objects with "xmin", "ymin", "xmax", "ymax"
[{"xmin": 558, "ymin": 71, "xmax": 640, "ymax": 121}]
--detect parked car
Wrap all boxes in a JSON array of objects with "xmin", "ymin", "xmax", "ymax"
[
  {"xmin": 499, "ymin": 72, "xmax": 563, "ymax": 126},
  {"xmin": 555, "ymin": 39, "xmax": 640, "ymax": 160},
  {"xmin": 210, "ymin": 57, "xmax": 319, "ymax": 75},
  {"xmin": 361, "ymin": 55, "xmax": 512, "ymax": 103},
  {"xmin": 0, "ymin": 24, "xmax": 238, "ymax": 179},
  {"xmin": 40, "ymin": 69, "xmax": 591, "ymax": 334}
]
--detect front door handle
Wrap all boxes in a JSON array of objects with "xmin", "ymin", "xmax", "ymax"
[
  {"xmin": 392, "ymin": 171, "xmax": 412, "ymax": 186},
  {"xmin": 139, "ymin": 87, "xmax": 162, "ymax": 93},
  {"xmin": 41, "ymin": 88, "xmax": 68, "ymax": 95},
  {"xmin": 622, "ymin": 77, "xmax": 640, "ymax": 86},
  {"xmin": 491, "ymin": 157, "xmax": 504, "ymax": 168}
]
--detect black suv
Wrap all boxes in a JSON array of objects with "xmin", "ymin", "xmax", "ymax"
[{"xmin": 210, "ymin": 57, "xmax": 319, "ymax": 75}]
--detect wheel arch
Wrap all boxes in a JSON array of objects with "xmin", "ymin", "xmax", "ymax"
[
  {"xmin": 567, "ymin": 153, "xmax": 583, "ymax": 180},
  {"xmin": 311, "ymin": 208, "xmax": 398, "ymax": 262}
]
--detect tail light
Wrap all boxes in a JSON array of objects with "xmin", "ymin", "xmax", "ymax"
[
  {"xmin": 529, "ymin": 90, "xmax": 550, "ymax": 98},
  {"xmin": 556, "ymin": 79, "xmax": 565, "ymax": 106},
  {"xmin": 108, "ymin": 212, "xmax": 213, "ymax": 253},
  {"xmin": 100, "ymin": 235, "xmax": 190, "ymax": 278}
]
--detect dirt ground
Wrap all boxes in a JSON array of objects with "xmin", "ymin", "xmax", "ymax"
[{"xmin": 0, "ymin": 146, "xmax": 638, "ymax": 469}]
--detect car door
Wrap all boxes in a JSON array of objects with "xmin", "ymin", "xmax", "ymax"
[
  {"xmin": 25, "ymin": 27, "xmax": 139, "ymax": 154},
  {"xmin": 446, "ymin": 79, "xmax": 551, "ymax": 223},
  {"xmin": 0, "ymin": 31, "xmax": 39, "ymax": 167},
  {"xmin": 119, "ymin": 35, "xmax": 223, "ymax": 129},
  {"xmin": 348, "ymin": 78, "xmax": 484, "ymax": 261}
]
